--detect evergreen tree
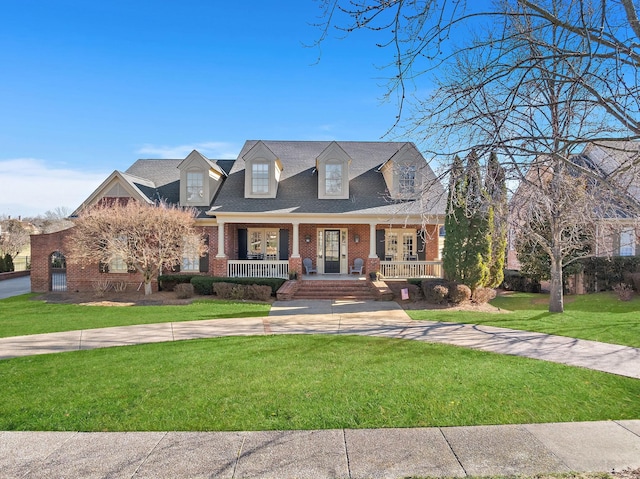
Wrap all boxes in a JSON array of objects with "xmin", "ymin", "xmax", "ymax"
[
  {"xmin": 442, "ymin": 155, "xmax": 467, "ymax": 281},
  {"xmin": 460, "ymin": 151, "xmax": 490, "ymax": 290},
  {"xmin": 485, "ymin": 152, "xmax": 508, "ymax": 287},
  {"xmin": 4, "ymin": 254, "xmax": 14, "ymax": 272}
]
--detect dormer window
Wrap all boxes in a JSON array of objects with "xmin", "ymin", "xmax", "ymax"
[
  {"xmin": 243, "ymin": 141, "xmax": 282, "ymax": 199},
  {"xmin": 399, "ymin": 165, "xmax": 416, "ymax": 195},
  {"xmin": 317, "ymin": 142, "xmax": 351, "ymax": 199},
  {"xmin": 186, "ymin": 171, "xmax": 204, "ymax": 202},
  {"xmin": 325, "ymin": 161, "xmax": 343, "ymax": 195},
  {"xmin": 252, "ymin": 162, "xmax": 270, "ymax": 194}
]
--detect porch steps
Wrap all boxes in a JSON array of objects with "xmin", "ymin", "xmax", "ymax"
[{"xmin": 292, "ymin": 279, "xmax": 377, "ymax": 300}]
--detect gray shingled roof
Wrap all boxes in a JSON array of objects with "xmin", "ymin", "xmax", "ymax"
[{"xmin": 209, "ymin": 140, "xmax": 446, "ymax": 217}]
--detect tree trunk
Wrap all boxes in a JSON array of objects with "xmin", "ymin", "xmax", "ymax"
[
  {"xmin": 144, "ymin": 271, "xmax": 153, "ymax": 296},
  {"xmin": 549, "ymin": 256, "xmax": 564, "ymax": 313}
]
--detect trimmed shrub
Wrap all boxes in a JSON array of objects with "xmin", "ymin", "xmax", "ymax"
[
  {"xmin": 191, "ymin": 276, "xmax": 285, "ymax": 296},
  {"xmin": 613, "ymin": 283, "xmax": 635, "ymax": 301},
  {"xmin": 213, "ymin": 282, "xmax": 236, "ymax": 299},
  {"xmin": 175, "ymin": 283, "xmax": 195, "ymax": 299},
  {"xmin": 3, "ymin": 254, "xmax": 14, "ymax": 272},
  {"xmin": 0, "ymin": 256, "xmax": 5, "ymax": 273},
  {"xmin": 472, "ymin": 287, "xmax": 497, "ymax": 304},
  {"xmin": 449, "ymin": 283, "xmax": 472, "ymax": 304},
  {"xmin": 581, "ymin": 257, "xmax": 640, "ymax": 292},
  {"xmin": 622, "ymin": 272, "xmax": 640, "ymax": 292},
  {"xmin": 158, "ymin": 274, "xmax": 197, "ymax": 292}
]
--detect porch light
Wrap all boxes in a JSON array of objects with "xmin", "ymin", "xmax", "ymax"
[
  {"xmin": 305, "ymin": 235, "xmax": 311, "ymax": 243},
  {"xmin": 354, "ymin": 234, "xmax": 360, "ymax": 243}
]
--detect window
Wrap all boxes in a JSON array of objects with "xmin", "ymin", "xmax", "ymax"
[
  {"xmin": 399, "ymin": 165, "xmax": 416, "ymax": 195},
  {"xmin": 186, "ymin": 171, "xmax": 204, "ymax": 202},
  {"xmin": 325, "ymin": 162, "xmax": 343, "ymax": 195},
  {"xmin": 384, "ymin": 229, "xmax": 416, "ymax": 261},
  {"xmin": 247, "ymin": 229, "xmax": 279, "ymax": 260},
  {"xmin": 252, "ymin": 163, "xmax": 269, "ymax": 194},
  {"xmin": 620, "ymin": 228, "xmax": 636, "ymax": 256},
  {"xmin": 108, "ymin": 235, "xmax": 128, "ymax": 273},
  {"xmin": 182, "ymin": 235, "xmax": 201, "ymax": 271}
]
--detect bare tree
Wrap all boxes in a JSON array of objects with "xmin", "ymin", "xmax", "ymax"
[
  {"xmin": 317, "ymin": 0, "xmax": 640, "ymax": 312},
  {"xmin": 0, "ymin": 218, "xmax": 30, "ymax": 258},
  {"xmin": 68, "ymin": 201, "xmax": 206, "ymax": 295}
]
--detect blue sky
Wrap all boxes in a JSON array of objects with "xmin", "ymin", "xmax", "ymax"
[{"xmin": 0, "ymin": 0, "xmax": 411, "ymax": 217}]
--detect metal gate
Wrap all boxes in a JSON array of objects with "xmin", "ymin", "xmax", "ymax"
[{"xmin": 50, "ymin": 251, "xmax": 67, "ymax": 292}]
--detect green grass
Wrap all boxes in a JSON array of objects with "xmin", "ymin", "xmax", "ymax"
[
  {"xmin": 1, "ymin": 335, "xmax": 638, "ymax": 432},
  {"xmin": 0, "ymin": 294, "xmax": 271, "ymax": 338},
  {"xmin": 406, "ymin": 292, "xmax": 640, "ymax": 348}
]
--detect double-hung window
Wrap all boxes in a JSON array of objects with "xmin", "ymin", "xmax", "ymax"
[
  {"xmin": 186, "ymin": 171, "xmax": 204, "ymax": 202},
  {"xmin": 399, "ymin": 165, "xmax": 416, "ymax": 195},
  {"xmin": 252, "ymin": 163, "xmax": 269, "ymax": 194},
  {"xmin": 325, "ymin": 162, "xmax": 343, "ymax": 195}
]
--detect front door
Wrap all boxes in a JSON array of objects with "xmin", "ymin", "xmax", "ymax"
[{"xmin": 324, "ymin": 230, "xmax": 341, "ymax": 273}]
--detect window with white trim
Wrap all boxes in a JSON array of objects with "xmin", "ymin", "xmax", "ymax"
[
  {"xmin": 182, "ymin": 235, "xmax": 201, "ymax": 271},
  {"xmin": 186, "ymin": 171, "xmax": 204, "ymax": 202},
  {"xmin": 325, "ymin": 162, "xmax": 343, "ymax": 195},
  {"xmin": 384, "ymin": 229, "xmax": 416, "ymax": 261},
  {"xmin": 252, "ymin": 163, "xmax": 269, "ymax": 194},
  {"xmin": 108, "ymin": 235, "xmax": 129, "ymax": 273},
  {"xmin": 247, "ymin": 229, "xmax": 279, "ymax": 260},
  {"xmin": 399, "ymin": 165, "xmax": 416, "ymax": 195},
  {"xmin": 620, "ymin": 228, "xmax": 636, "ymax": 256}
]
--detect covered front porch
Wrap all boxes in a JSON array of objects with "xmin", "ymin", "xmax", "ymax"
[{"xmin": 213, "ymin": 217, "xmax": 444, "ymax": 280}]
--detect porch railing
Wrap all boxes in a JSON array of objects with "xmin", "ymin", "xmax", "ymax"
[
  {"xmin": 227, "ymin": 260, "xmax": 289, "ymax": 279},
  {"xmin": 380, "ymin": 261, "xmax": 443, "ymax": 279}
]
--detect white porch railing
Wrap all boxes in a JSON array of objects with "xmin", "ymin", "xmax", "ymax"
[
  {"xmin": 228, "ymin": 260, "xmax": 289, "ymax": 279},
  {"xmin": 380, "ymin": 261, "xmax": 443, "ymax": 279}
]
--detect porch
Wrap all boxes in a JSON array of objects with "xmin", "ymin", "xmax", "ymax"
[{"xmin": 226, "ymin": 259, "xmax": 443, "ymax": 280}]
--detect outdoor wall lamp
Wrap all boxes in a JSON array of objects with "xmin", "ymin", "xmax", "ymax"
[
  {"xmin": 354, "ymin": 234, "xmax": 360, "ymax": 243},
  {"xmin": 305, "ymin": 235, "xmax": 311, "ymax": 243}
]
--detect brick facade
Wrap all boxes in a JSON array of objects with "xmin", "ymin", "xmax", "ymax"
[{"xmin": 30, "ymin": 222, "xmax": 443, "ymax": 293}]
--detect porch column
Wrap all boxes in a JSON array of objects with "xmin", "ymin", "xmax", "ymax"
[
  {"xmin": 291, "ymin": 222, "xmax": 300, "ymax": 258},
  {"xmin": 368, "ymin": 223, "xmax": 377, "ymax": 258},
  {"xmin": 216, "ymin": 220, "xmax": 226, "ymax": 258}
]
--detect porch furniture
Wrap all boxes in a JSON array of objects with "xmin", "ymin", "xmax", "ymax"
[
  {"xmin": 350, "ymin": 258, "xmax": 364, "ymax": 275},
  {"xmin": 303, "ymin": 258, "xmax": 317, "ymax": 275}
]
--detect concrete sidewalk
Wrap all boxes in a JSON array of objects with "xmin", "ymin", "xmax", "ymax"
[
  {"xmin": 2, "ymin": 421, "xmax": 640, "ymax": 478},
  {"xmin": 2, "ymin": 299, "xmax": 640, "ymax": 477}
]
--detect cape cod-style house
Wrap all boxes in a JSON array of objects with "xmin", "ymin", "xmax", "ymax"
[{"xmin": 30, "ymin": 140, "xmax": 446, "ymax": 295}]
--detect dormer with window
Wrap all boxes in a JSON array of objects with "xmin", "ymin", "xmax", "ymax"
[
  {"xmin": 316, "ymin": 142, "xmax": 351, "ymax": 199},
  {"xmin": 380, "ymin": 143, "xmax": 424, "ymax": 199},
  {"xmin": 178, "ymin": 150, "xmax": 225, "ymax": 207},
  {"xmin": 243, "ymin": 141, "xmax": 283, "ymax": 199}
]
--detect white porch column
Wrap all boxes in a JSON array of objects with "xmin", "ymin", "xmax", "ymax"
[
  {"xmin": 292, "ymin": 222, "xmax": 300, "ymax": 258},
  {"xmin": 369, "ymin": 222, "xmax": 378, "ymax": 258},
  {"xmin": 216, "ymin": 220, "xmax": 226, "ymax": 258}
]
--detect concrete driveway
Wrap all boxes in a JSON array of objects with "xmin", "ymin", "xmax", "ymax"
[{"xmin": 0, "ymin": 275, "xmax": 31, "ymax": 299}]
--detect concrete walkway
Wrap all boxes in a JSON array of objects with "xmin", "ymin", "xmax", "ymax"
[{"xmin": 2, "ymin": 299, "xmax": 640, "ymax": 477}]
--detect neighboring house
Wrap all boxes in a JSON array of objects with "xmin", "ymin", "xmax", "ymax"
[
  {"xmin": 507, "ymin": 140, "xmax": 640, "ymax": 272},
  {"xmin": 31, "ymin": 140, "xmax": 446, "ymax": 293}
]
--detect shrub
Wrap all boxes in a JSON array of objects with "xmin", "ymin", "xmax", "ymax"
[
  {"xmin": 112, "ymin": 281, "xmax": 127, "ymax": 293},
  {"xmin": 191, "ymin": 276, "xmax": 284, "ymax": 296},
  {"xmin": 158, "ymin": 274, "xmax": 197, "ymax": 292},
  {"xmin": 0, "ymin": 256, "xmax": 5, "ymax": 273},
  {"xmin": 622, "ymin": 272, "xmax": 640, "ymax": 292},
  {"xmin": 213, "ymin": 282, "xmax": 236, "ymax": 299},
  {"xmin": 246, "ymin": 284, "xmax": 272, "ymax": 301},
  {"xmin": 175, "ymin": 283, "xmax": 195, "ymax": 299},
  {"xmin": 423, "ymin": 283, "xmax": 449, "ymax": 304},
  {"xmin": 3, "ymin": 254, "xmax": 14, "ymax": 272},
  {"xmin": 613, "ymin": 283, "xmax": 635, "ymax": 301},
  {"xmin": 501, "ymin": 270, "xmax": 541, "ymax": 293},
  {"xmin": 92, "ymin": 279, "xmax": 111, "ymax": 297},
  {"xmin": 449, "ymin": 283, "xmax": 472, "ymax": 304},
  {"xmin": 472, "ymin": 287, "xmax": 497, "ymax": 304}
]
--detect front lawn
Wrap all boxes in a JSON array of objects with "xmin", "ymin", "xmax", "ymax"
[
  {"xmin": 406, "ymin": 292, "xmax": 640, "ymax": 348},
  {"xmin": 0, "ymin": 294, "xmax": 271, "ymax": 338},
  {"xmin": 1, "ymin": 335, "xmax": 638, "ymax": 431}
]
